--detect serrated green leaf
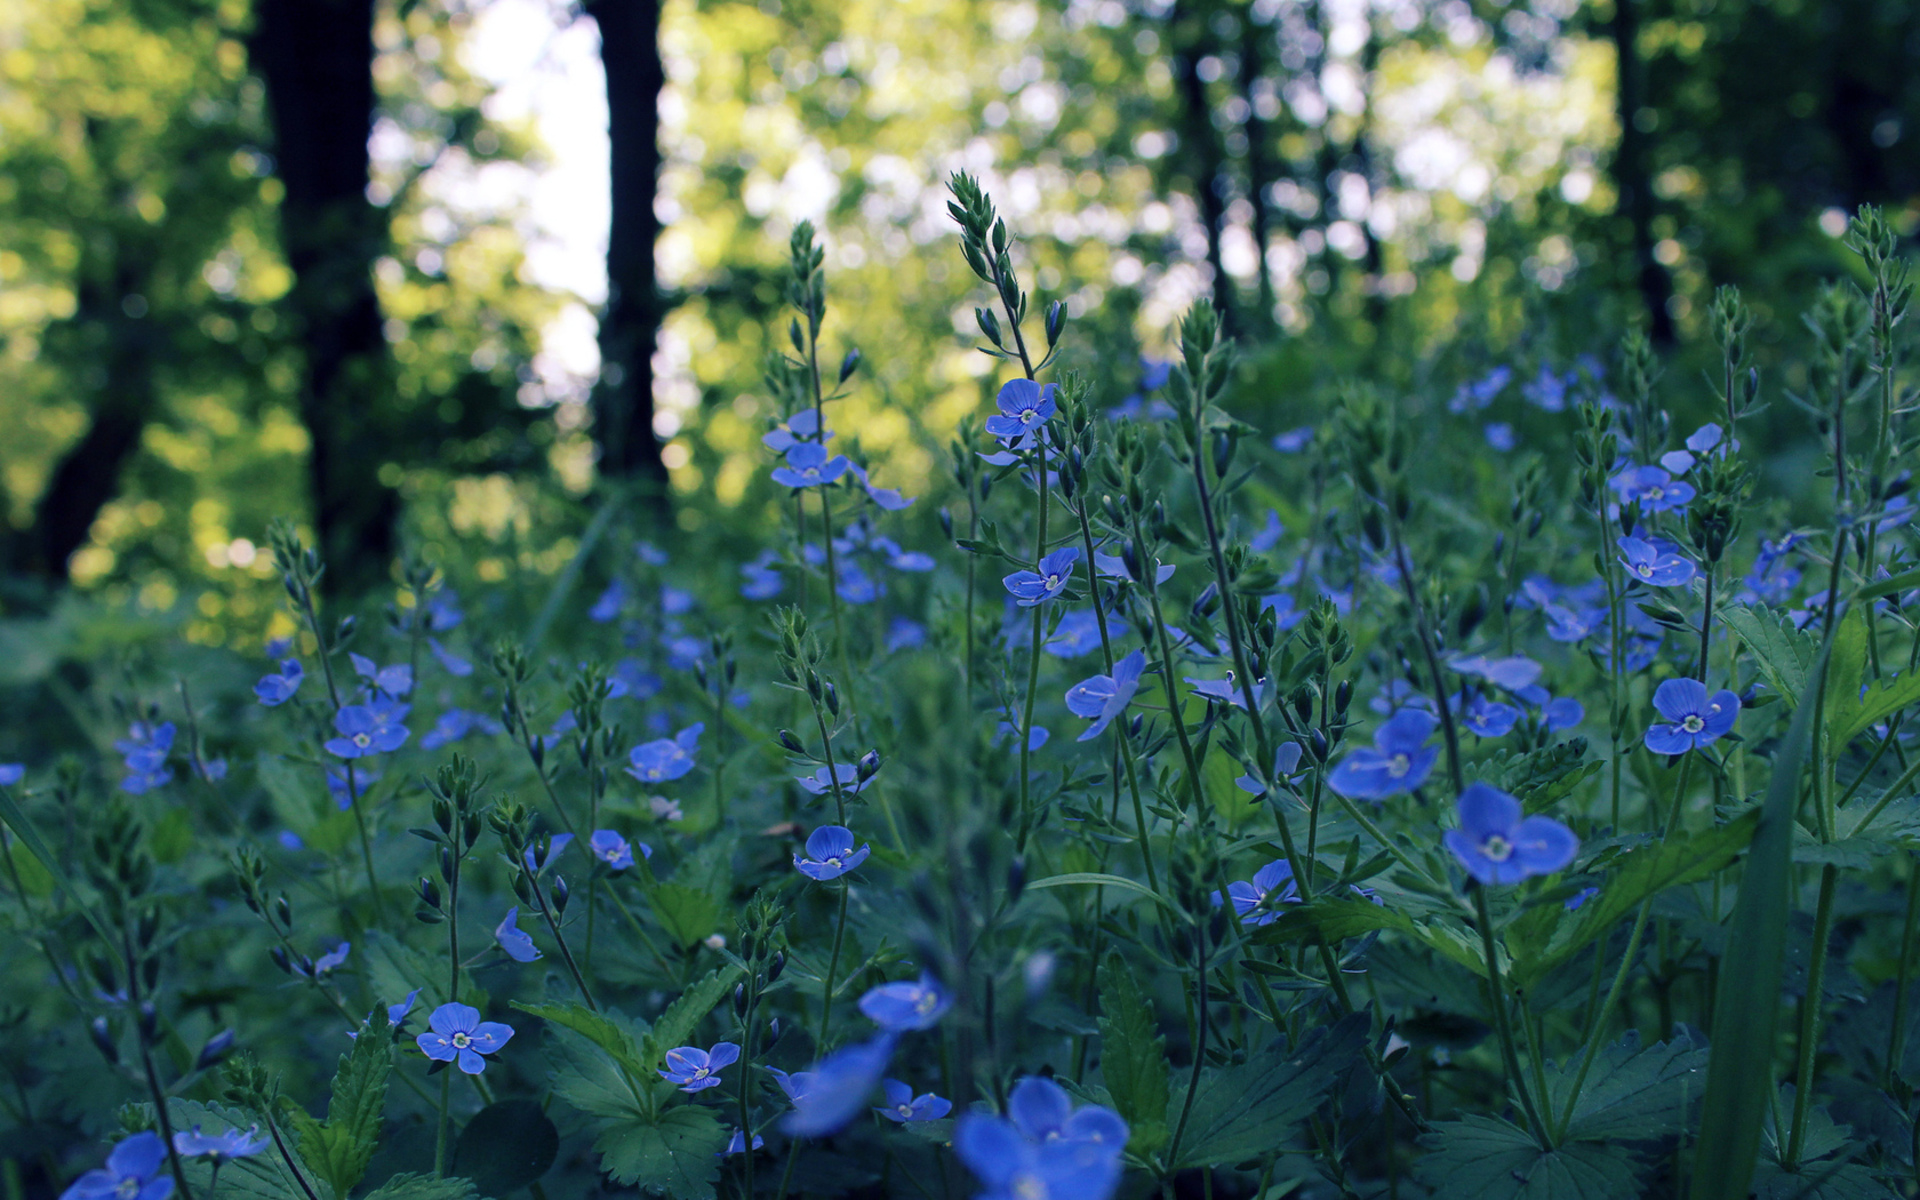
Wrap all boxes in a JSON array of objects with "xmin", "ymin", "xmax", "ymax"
[
  {"xmin": 594, "ymin": 1106, "xmax": 728, "ymax": 1198},
  {"xmin": 1835, "ymin": 670, "xmax": 1920, "ymax": 747},
  {"xmin": 1549, "ymin": 1029, "xmax": 1708, "ymax": 1141},
  {"xmin": 1417, "ymin": 1114, "xmax": 1642, "ymax": 1199},
  {"xmin": 1255, "ymin": 897, "xmax": 1491, "ymax": 977},
  {"xmin": 638, "ymin": 965, "xmax": 743, "ymax": 1074},
  {"xmin": 1095, "ymin": 956, "xmax": 1169, "ymax": 1140},
  {"xmin": 546, "ymin": 1025, "xmax": 648, "ymax": 1121},
  {"xmin": 1171, "ymin": 1012, "xmax": 1367, "ymax": 1169},
  {"xmin": 165, "ymin": 1101, "xmax": 305, "ymax": 1200},
  {"xmin": 1826, "ymin": 609, "xmax": 1868, "ymax": 748},
  {"xmin": 648, "ymin": 883, "xmax": 722, "ymax": 950},
  {"xmin": 360, "ymin": 1173, "xmax": 481, "ymax": 1200},
  {"xmin": 1723, "ymin": 604, "xmax": 1815, "ymax": 704},
  {"xmin": 511, "ymin": 1000, "xmax": 650, "ymax": 1079},
  {"xmin": 361, "ymin": 930, "xmax": 482, "ymax": 1012},
  {"xmin": 288, "ymin": 1025, "xmax": 390, "ymax": 1199},
  {"xmin": 1512, "ymin": 812, "xmax": 1759, "ymax": 988}
]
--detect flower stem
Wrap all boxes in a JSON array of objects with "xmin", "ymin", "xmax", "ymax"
[{"xmin": 1471, "ymin": 884, "xmax": 1546, "ymax": 1141}]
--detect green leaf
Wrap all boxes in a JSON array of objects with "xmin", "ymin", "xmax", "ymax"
[
  {"xmin": 1417, "ymin": 1114, "xmax": 1642, "ymax": 1199},
  {"xmin": 1025, "ymin": 872, "xmax": 1174, "ymax": 909},
  {"xmin": 638, "ymin": 965, "xmax": 743, "ymax": 1076},
  {"xmin": 1856, "ymin": 564, "xmax": 1920, "ymax": 602},
  {"xmin": 287, "ymin": 1025, "xmax": 391, "ymax": 1200},
  {"xmin": 1255, "ymin": 897, "xmax": 1491, "ymax": 978},
  {"xmin": 546, "ymin": 1025, "xmax": 648, "ymax": 1121},
  {"xmin": 1834, "ymin": 670, "xmax": 1920, "ymax": 747},
  {"xmin": 1690, "ymin": 637, "xmax": 1826, "ymax": 1200},
  {"xmin": 1825, "ymin": 608, "xmax": 1868, "ymax": 748},
  {"xmin": 511, "ymin": 1000, "xmax": 650, "ymax": 1079},
  {"xmin": 648, "ymin": 883, "xmax": 723, "ymax": 950},
  {"xmin": 360, "ymin": 1173, "xmax": 481, "ymax": 1200},
  {"xmin": 1095, "ymin": 955, "xmax": 1170, "ymax": 1152},
  {"xmin": 0, "ymin": 786, "xmax": 124, "ymax": 968},
  {"xmin": 361, "ymin": 930, "xmax": 481, "ymax": 1012},
  {"xmin": 1511, "ymin": 813, "xmax": 1759, "ymax": 987},
  {"xmin": 1171, "ymin": 1012, "xmax": 1367, "ymax": 1169},
  {"xmin": 1550, "ymin": 1029, "xmax": 1709, "ymax": 1141},
  {"xmin": 594, "ymin": 1106, "xmax": 728, "ymax": 1199},
  {"xmin": 1722, "ymin": 603, "xmax": 1815, "ymax": 705},
  {"xmin": 453, "ymin": 1098, "xmax": 559, "ymax": 1194},
  {"xmin": 165, "ymin": 1101, "xmax": 305, "ymax": 1200}
]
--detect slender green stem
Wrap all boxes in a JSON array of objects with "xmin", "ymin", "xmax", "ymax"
[
  {"xmin": 434, "ymin": 1070, "xmax": 451, "ymax": 1178},
  {"xmin": 1164, "ymin": 917, "xmax": 1210, "ymax": 1168},
  {"xmin": 816, "ymin": 884, "xmax": 851, "ymax": 1051},
  {"xmin": 1785, "ymin": 864, "xmax": 1841, "ymax": 1166},
  {"xmin": 1886, "ymin": 853, "xmax": 1920, "ymax": 1088},
  {"xmin": 1472, "ymin": 885, "xmax": 1546, "ymax": 1141}
]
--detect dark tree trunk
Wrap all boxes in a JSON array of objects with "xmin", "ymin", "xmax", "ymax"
[
  {"xmin": 584, "ymin": 0, "xmax": 670, "ymax": 507},
  {"xmin": 1238, "ymin": 12, "xmax": 1278, "ymax": 329},
  {"xmin": 25, "ymin": 262, "xmax": 158, "ymax": 579},
  {"xmin": 251, "ymin": 0, "xmax": 398, "ymax": 596},
  {"xmin": 1611, "ymin": 0, "xmax": 1676, "ymax": 346},
  {"xmin": 1171, "ymin": 4, "xmax": 1235, "ymax": 331}
]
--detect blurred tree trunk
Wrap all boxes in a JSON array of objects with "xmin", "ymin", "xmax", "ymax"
[
  {"xmin": 251, "ymin": 0, "xmax": 398, "ymax": 596},
  {"xmin": 1237, "ymin": 9, "xmax": 1278, "ymax": 330},
  {"xmin": 584, "ymin": 0, "xmax": 670, "ymax": 510},
  {"xmin": 1171, "ymin": 2, "xmax": 1235, "ymax": 332},
  {"xmin": 1611, "ymin": 0, "xmax": 1676, "ymax": 346}
]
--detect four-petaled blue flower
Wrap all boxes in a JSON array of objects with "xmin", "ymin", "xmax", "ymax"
[
  {"xmin": 522, "ymin": 833, "xmax": 573, "ymax": 876},
  {"xmin": 173, "ymin": 1124, "xmax": 269, "ymax": 1162},
  {"xmin": 254, "ymin": 659, "xmax": 304, "ymax": 707},
  {"xmin": 1443, "ymin": 783, "xmax": 1579, "ymax": 886},
  {"xmin": 782, "ymin": 1034, "xmax": 897, "ymax": 1136},
  {"xmin": 495, "ymin": 908, "xmax": 541, "ymax": 963},
  {"xmin": 0, "ymin": 764, "xmax": 21, "ymax": 788},
  {"xmin": 627, "ymin": 724, "xmax": 703, "ymax": 783},
  {"xmin": 1617, "ymin": 536, "xmax": 1697, "ymax": 588},
  {"xmin": 763, "ymin": 407, "xmax": 827, "ymax": 453},
  {"xmin": 772, "ymin": 442, "xmax": 852, "ymax": 488},
  {"xmin": 417, "ymin": 1003, "xmax": 513, "ymax": 1074},
  {"xmin": 796, "ymin": 762, "xmax": 875, "ymax": 795},
  {"xmin": 721, "ymin": 1129, "xmax": 765, "ymax": 1156},
  {"xmin": 1610, "ymin": 465, "xmax": 1695, "ymax": 513},
  {"xmin": 954, "ymin": 1077, "xmax": 1129, "ymax": 1200},
  {"xmin": 1064, "ymin": 649, "xmax": 1146, "ymax": 742},
  {"xmin": 1212, "ymin": 860, "xmax": 1299, "ymax": 927},
  {"xmin": 590, "ymin": 829, "xmax": 647, "ymax": 871},
  {"xmin": 1004, "ymin": 547, "xmax": 1079, "ymax": 607},
  {"xmin": 1459, "ymin": 692, "xmax": 1521, "ymax": 738},
  {"xmin": 1235, "ymin": 741, "xmax": 1304, "ymax": 797},
  {"xmin": 858, "ymin": 972, "xmax": 953, "ymax": 1031},
  {"xmin": 349, "ymin": 653, "xmax": 413, "ymax": 698},
  {"xmin": 61, "ymin": 1131, "xmax": 175, "ymax": 1200},
  {"xmin": 325, "ymin": 700, "xmax": 410, "ymax": 760},
  {"xmin": 386, "ymin": 989, "xmax": 422, "ymax": 1028},
  {"xmin": 1327, "ymin": 710, "xmax": 1439, "ymax": 800},
  {"xmin": 117, "ymin": 721, "xmax": 175, "ymax": 794},
  {"xmin": 984, "ymin": 379, "xmax": 1058, "ymax": 449},
  {"xmin": 794, "ymin": 826, "xmax": 871, "ymax": 881},
  {"xmin": 1644, "ymin": 678, "xmax": 1740, "ymax": 755},
  {"xmin": 295, "ymin": 942, "xmax": 350, "ymax": 979},
  {"xmin": 659, "ymin": 1042, "xmax": 740, "ymax": 1092},
  {"xmin": 876, "ymin": 1079, "xmax": 952, "ymax": 1123}
]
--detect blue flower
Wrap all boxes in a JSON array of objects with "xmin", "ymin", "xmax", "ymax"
[
  {"xmin": 522, "ymin": 833, "xmax": 573, "ymax": 876},
  {"xmin": 741, "ymin": 550, "xmax": 785, "ymax": 600},
  {"xmin": 659, "ymin": 1042, "xmax": 740, "ymax": 1092},
  {"xmin": 60, "ymin": 1131, "xmax": 174, "ymax": 1200},
  {"xmin": 495, "ymin": 908, "xmax": 541, "ymax": 963},
  {"xmin": 767, "ymin": 1067, "xmax": 816, "ymax": 1106},
  {"xmin": 1249, "ymin": 509, "xmax": 1286, "ymax": 552},
  {"xmin": 1448, "ymin": 654, "xmax": 1543, "ymax": 692},
  {"xmin": 325, "ymin": 700, "xmax": 410, "ymax": 759},
  {"xmin": 117, "ymin": 721, "xmax": 175, "ymax": 794},
  {"xmin": 254, "ymin": 659, "xmax": 304, "ymax": 706},
  {"xmin": 1092, "ymin": 547, "xmax": 1175, "ymax": 584},
  {"xmin": 589, "ymin": 579, "xmax": 625, "ymax": 622},
  {"xmin": 627, "ymin": 723, "xmax": 703, "ymax": 783},
  {"xmin": 349, "ymin": 653, "xmax": 413, "ymax": 698},
  {"xmin": 794, "ymin": 826, "xmax": 871, "ymax": 881},
  {"xmin": 1042, "ymin": 610, "xmax": 1103, "ymax": 657},
  {"xmin": 417, "ymin": 1003, "xmax": 514, "ymax": 1075},
  {"xmin": 995, "ymin": 718, "xmax": 1049, "ymax": 751},
  {"xmin": 1566, "ymin": 886, "xmax": 1599, "ymax": 911},
  {"xmin": 1617, "ymin": 536, "xmax": 1696, "ymax": 587},
  {"xmin": 0, "ymin": 764, "xmax": 22, "ymax": 787},
  {"xmin": 858, "ymin": 972, "xmax": 952, "ymax": 1031},
  {"xmin": 782, "ymin": 1035, "xmax": 896, "ymax": 1136},
  {"xmin": 420, "ymin": 708, "xmax": 503, "ymax": 751},
  {"xmin": 1523, "ymin": 364, "xmax": 1570, "ymax": 412},
  {"xmin": 1544, "ymin": 603, "xmax": 1602, "ymax": 643},
  {"xmin": 295, "ymin": 942, "xmax": 350, "ymax": 979},
  {"xmin": 1235, "ymin": 741, "xmax": 1304, "ymax": 797},
  {"xmin": 772, "ymin": 442, "xmax": 852, "ymax": 488},
  {"xmin": 1459, "ymin": 693, "xmax": 1521, "ymax": 738},
  {"xmin": 1449, "ymin": 365, "xmax": 1510, "ymax": 413},
  {"xmin": 1004, "ymin": 547, "xmax": 1079, "ymax": 607},
  {"xmin": 1212, "ymin": 860, "xmax": 1298, "ymax": 927},
  {"xmin": 427, "ymin": 595, "xmax": 464, "ymax": 631},
  {"xmin": 721, "ymin": 1129, "xmax": 765, "ymax": 1156},
  {"xmin": 1443, "ymin": 783, "xmax": 1579, "ymax": 886},
  {"xmin": 877, "ymin": 1079, "xmax": 952, "ymax": 1122},
  {"xmin": 763, "ymin": 407, "xmax": 827, "ymax": 453},
  {"xmin": 985, "ymin": 379, "xmax": 1058, "ymax": 449},
  {"xmin": 386, "ymin": 989, "xmax": 422, "ymax": 1028},
  {"xmin": 845, "ymin": 461, "xmax": 916, "ymax": 510},
  {"xmin": 1186, "ymin": 675, "xmax": 1263, "ymax": 710},
  {"xmin": 954, "ymin": 1077, "xmax": 1129, "ymax": 1200},
  {"xmin": 1064, "ymin": 649, "xmax": 1146, "ymax": 742},
  {"xmin": 1484, "ymin": 422, "xmax": 1516, "ymax": 451},
  {"xmin": 428, "ymin": 639, "xmax": 473, "ymax": 677},
  {"xmin": 1644, "ymin": 678, "xmax": 1740, "ymax": 755},
  {"xmin": 173, "ymin": 1124, "xmax": 269, "ymax": 1162},
  {"xmin": 796, "ymin": 762, "xmax": 875, "ymax": 795},
  {"xmin": 1610, "ymin": 465, "xmax": 1695, "ymax": 513},
  {"xmin": 590, "ymin": 829, "xmax": 648, "ymax": 871},
  {"xmin": 1272, "ymin": 426, "xmax": 1314, "ymax": 453},
  {"xmin": 887, "ymin": 617, "xmax": 927, "ymax": 652},
  {"xmin": 1327, "ymin": 709, "xmax": 1438, "ymax": 799}
]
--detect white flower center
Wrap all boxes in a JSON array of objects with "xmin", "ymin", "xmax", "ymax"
[
  {"xmin": 353, "ymin": 733, "xmax": 371, "ymax": 748},
  {"xmin": 1637, "ymin": 564, "xmax": 1654, "ymax": 578},
  {"xmin": 1482, "ymin": 834, "xmax": 1513, "ymax": 862},
  {"xmin": 1682, "ymin": 715, "xmax": 1704, "ymax": 733},
  {"xmin": 1045, "ymin": 574, "xmax": 1060, "ymax": 588},
  {"xmin": 451, "ymin": 1032, "xmax": 471, "ymax": 1049},
  {"xmin": 1387, "ymin": 754, "xmax": 1409, "ymax": 778}
]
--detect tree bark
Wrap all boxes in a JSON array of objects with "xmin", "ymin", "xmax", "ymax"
[
  {"xmin": 1611, "ymin": 0, "xmax": 1676, "ymax": 346},
  {"xmin": 251, "ymin": 0, "xmax": 398, "ymax": 596},
  {"xmin": 1171, "ymin": 3, "xmax": 1236, "ymax": 332},
  {"xmin": 1238, "ymin": 10, "xmax": 1278, "ymax": 329},
  {"xmin": 584, "ymin": 0, "xmax": 670, "ymax": 507}
]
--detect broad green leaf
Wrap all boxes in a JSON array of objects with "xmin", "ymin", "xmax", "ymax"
[
  {"xmin": 546, "ymin": 1025, "xmax": 648, "ymax": 1121},
  {"xmin": 1171, "ymin": 1011, "xmax": 1367, "ymax": 1169},
  {"xmin": 1549, "ymin": 1029, "xmax": 1708, "ymax": 1141},
  {"xmin": 165, "ymin": 1101, "xmax": 305, "ymax": 1200},
  {"xmin": 1750, "ymin": 1088, "xmax": 1891, "ymax": 1199},
  {"xmin": 1095, "ymin": 955, "xmax": 1169, "ymax": 1154},
  {"xmin": 1856, "ymin": 564, "xmax": 1920, "ymax": 602},
  {"xmin": 648, "ymin": 883, "xmax": 722, "ymax": 950},
  {"xmin": 453, "ymin": 1098, "xmax": 559, "ymax": 1195},
  {"xmin": 1417, "ymin": 1114, "xmax": 1642, "ymax": 1199},
  {"xmin": 360, "ymin": 1173, "xmax": 481, "ymax": 1200},
  {"xmin": 1512, "ymin": 812, "xmax": 1759, "ymax": 988},
  {"xmin": 361, "ymin": 930, "xmax": 482, "ymax": 1012},
  {"xmin": 1256, "ymin": 897, "xmax": 1493, "ymax": 978},
  {"xmin": 1835, "ymin": 670, "xmax": 1920, "ymax": 747},
  {"xmin": 287, "ymin": 1025, "xmax": 390, "ymax": 1199},
  {"xmin": 1825, "ymin": 608, "xmax": 1867, "ymax": 748},
  {"xmin": 511, "ymin": 1000, "xmax": 650, "ymax": 1079},
  {"xmin": 594, "ymin": 1106, "xmax": 728, "ymax": 1199},
  {"xmin": 0, "ymin": 786, "xmax": 124, "ymax": 967},
  {"xmin": 1025, "ymin": 872, "xmax": 1174, "ymax": 909},
  {"xmin": 637, "ymin": 965, "xmax": 743, "ymax": 1092},
  {"xmin": 1690, "ymin": 638, "xmax": 1826, "ymax": 1200},
  {"xmin": 1722, "ymin": 604, "xmax": 1815, "ymax": 704}
]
